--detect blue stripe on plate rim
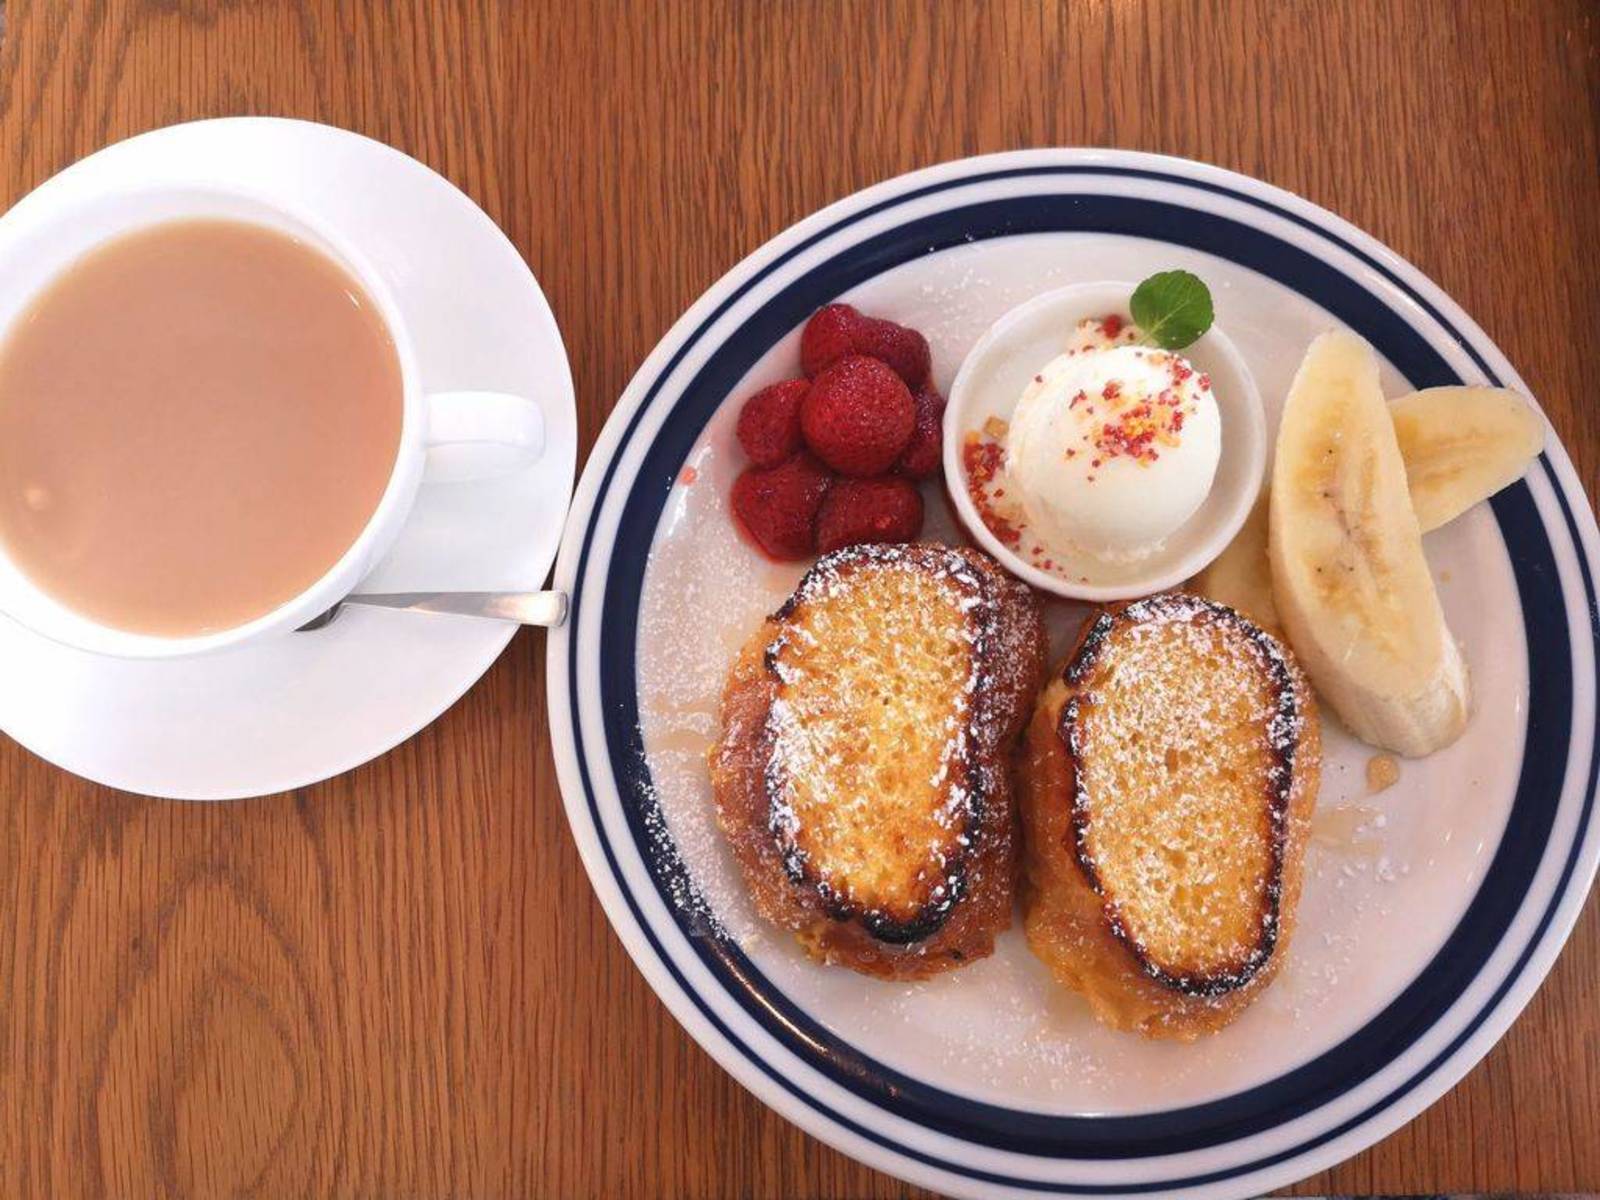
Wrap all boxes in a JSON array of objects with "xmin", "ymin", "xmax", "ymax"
[{"xmin": 551, "ymin": 154, "xmax": 1600, "ymax": 1196}]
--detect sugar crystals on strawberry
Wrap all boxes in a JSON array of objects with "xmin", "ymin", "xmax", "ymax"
[{"xmin": 800, "ymin": 354, "xmax": 915, "ymax": 477}]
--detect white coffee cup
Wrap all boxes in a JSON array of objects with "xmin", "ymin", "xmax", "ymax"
[{"xmin": 0, "ymin": 182, "xmax": 547, "ymax": 659}]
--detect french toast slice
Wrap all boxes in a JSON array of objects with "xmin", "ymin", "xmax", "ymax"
[
  {"xmin": 1018, "ymin": 592, "xmax": 1320, "ymax": 1038},
  {"xmin": 711, "ymin": 543, "xmax": 1046, "ymax": 979}
]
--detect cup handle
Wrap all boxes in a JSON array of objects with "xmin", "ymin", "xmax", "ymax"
[{"xmin": 423, "ymin": 391, "xmax": 545, "ymax": 483}]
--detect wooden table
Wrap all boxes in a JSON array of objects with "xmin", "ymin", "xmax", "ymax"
[{"xmin": 0, "ymin": 2, "xmax": 1595, "ymax": 1196}]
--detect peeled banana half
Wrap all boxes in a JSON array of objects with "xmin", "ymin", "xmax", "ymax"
[{"xmin": 1268, "ymin": 331, "xmax": 1470, "ymax": 758}]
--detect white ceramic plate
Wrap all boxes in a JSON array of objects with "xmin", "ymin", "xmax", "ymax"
[
  {"xmin": 548, "ymin": 150, "xmax": 1599, "ymax": 1197},
  {"xmin": 0, "ymin": 118, "xmax": 576, "ymax": 799}
]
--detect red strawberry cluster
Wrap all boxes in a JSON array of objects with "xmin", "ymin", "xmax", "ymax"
[{"xmin": 729, "ymin": 304, "xmax": 945, "ymax": 561}]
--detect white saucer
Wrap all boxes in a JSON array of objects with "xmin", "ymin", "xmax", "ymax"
[{"xmin": 0, "ymin": 118, "xmax": 576, "ymax": 800}]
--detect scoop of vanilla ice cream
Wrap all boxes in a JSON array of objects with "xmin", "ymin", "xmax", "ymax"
[{"xmin": 1004, "ymin": 344, "xmax": 1220, "ymax": 560}]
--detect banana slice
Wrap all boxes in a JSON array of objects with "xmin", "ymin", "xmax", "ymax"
[
  {"xmin": 1192, "ymin": 491, "xmax": 1280, "ymax": 636},
  {"xmin": 1269, "ymin": 332, "xmax": 1469, "ymax": 757},
  {"xmin": 1391, "ymin": 386, "xmax": 1544, "ymax": 532}
]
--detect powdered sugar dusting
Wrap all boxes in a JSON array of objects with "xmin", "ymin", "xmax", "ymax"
[
  {"xmin": 766, "ymin": 546, "xmax": 998, "ymax": 935},
  {"xmin": 1065, "ymin": 595, "xmax": 1306, "ymax": 993}
]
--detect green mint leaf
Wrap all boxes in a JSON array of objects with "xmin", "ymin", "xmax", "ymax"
[{"xmin": 1129, "ymin": 270, "xmax": 1214, "ymax": 350}]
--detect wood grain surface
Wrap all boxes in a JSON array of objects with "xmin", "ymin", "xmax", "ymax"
[{"xmin": 0, "ymin": 1, "xmax": 1596, "ymax": 1196}]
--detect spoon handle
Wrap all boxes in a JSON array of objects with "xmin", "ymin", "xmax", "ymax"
[{"xmin": 342, "ymin": 589, "xmax": 568, "ymax": 626}]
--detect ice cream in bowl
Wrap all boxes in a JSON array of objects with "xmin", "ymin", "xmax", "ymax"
[{"xmin": 944, "ymin": 276, "xmax": 1265, "ymax": 600}]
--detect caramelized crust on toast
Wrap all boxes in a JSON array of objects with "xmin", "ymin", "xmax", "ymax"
[
  {"xmin": 711, "ymin": 543, "xmax": 1046, "ymax": 979},
  {"xmin": 1019, "ymin": 593, "xmax": 1320, "ymax": 1038}
]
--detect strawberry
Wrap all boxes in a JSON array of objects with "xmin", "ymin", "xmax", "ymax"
[
  {"xmin": 895, "ymin": 384, "xmax": 946, "ymax": 479},
  {"xmin": 800, "ymin": 303, "xmax": 931, "ymax": 388},
  {"xmin": 736, "ymin": 378, "xmax": 809, "ymax": 467},
  {"xmin": 815, "ymin": 476, "xmax": 924, "ymax": 554},
  {"xmin": 799, "ymin": 304, "xmax": 859, "ymax": 378},
  {"xmin": 800, "ymin": 355, "xmax": 915, "ymax": 476},
  {"xmin": 730, "ymin": 453, "xmax": 832, "ymax": 561},
  {"xmin": 851, "ymin": 317, "xmax": 931, "ymax": 389}
]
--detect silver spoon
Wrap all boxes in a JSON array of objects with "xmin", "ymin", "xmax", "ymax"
[{"xmin": 297, "ymin": 590, "xmax": 568, "ymax": 632}]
